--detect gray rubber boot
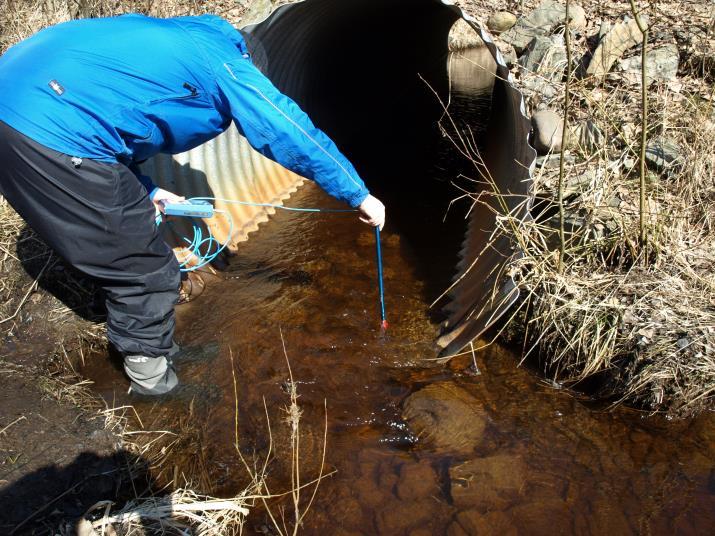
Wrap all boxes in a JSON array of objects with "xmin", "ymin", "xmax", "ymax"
[{"xmin": 124, "ymin": 354, "xmax": 178, "ymax": 395}]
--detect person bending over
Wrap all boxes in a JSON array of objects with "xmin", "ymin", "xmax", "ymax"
[{"xmin": 0, "ymin": 14, "xmax": 386, "ymax": 396}]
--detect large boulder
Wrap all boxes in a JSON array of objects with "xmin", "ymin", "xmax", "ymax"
[
  {"xmin": 448, "ymin": 18, "xmax": 482, "ymax": 51},
  {"xmin": 519, "ymin": 35, "xmax": 567, "ymax": 97},
  {"xmin": 402, "ymin": 382, "xmax": 488, "ymax": 454},
  {"xmin": 645, "ymin": 136, "xmax": 682, "ymax": 172},
  {"xmin": 570, "ymin": 119, "xmax": 605, "ymax": 154},
  {"xmin": 520, "ymin": 35, "xmax": 567, "ymax": 76},
  {"xmin": 241, "ymin": 0, "xmax": 275, "ymax": 26}
]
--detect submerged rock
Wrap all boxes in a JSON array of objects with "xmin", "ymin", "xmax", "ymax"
[
  {"xmin": 509, "ymin": 499, "xmax": 573, "ymax": 533},
  {"xmin": 532, "ymin": 109, "xmax": 564, "ymax": 154},
  {"xmin": 487, "ymin": 11, "xmax": 517, "ymax": 34},
  {"xmin": 448, "ymin": 510, "xmax": 518, "ymax": 536},
  {"xmin": 449, "ymin": 454, "xmax": 528, "ymax": 510},
  {"xmin": 396, "ymin": 460, "xmax": 439, "ymax": 501},
  {"xmin": 501, "ymin": 0, "xmax": 586, "ymax": 53},
  {"xmin": 402, "ymin": 382, "xmax": 487, "ymax": 454},
  {"xmin": 574, "ymin": 496, "xmax": 632, "ymax": 535},
  {"xmin": 375, "ymin": 498, "xmax": 434, "ymax": 535}
]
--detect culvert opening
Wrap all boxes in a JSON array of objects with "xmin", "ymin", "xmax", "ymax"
[
  {"xmin": 146, "ymin": 0, "xmax": 534, "ymax": 356},
  {"xmin": 243, "ymin": 0, "xmax": 534, "ymax": 353},
  {"xmin": 242, "ymin": 0, "xmax": 470, "ymax": 300}
]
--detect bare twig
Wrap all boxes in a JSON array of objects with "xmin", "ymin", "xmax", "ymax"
[
  {"xmin": 558, "ymin": 0, "xmax": 573, "ymax": 273},
  {"xmin": 0, "ymin": 415, "xmax": 26, "ymax": 435},
  {"xmin": 629, "ymin": 0, "xmax": 651, "ymax": 255}
]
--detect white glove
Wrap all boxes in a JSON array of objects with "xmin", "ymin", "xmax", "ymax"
[
  {"xmin": 358, "ymin": 194, "xmax": 386, "ymax": 230},
  {"xmin": 152, "ymin": 188, "xmax": 185, "ymax": 215}
]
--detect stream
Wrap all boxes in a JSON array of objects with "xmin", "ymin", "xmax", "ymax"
[{"xmin": 81, "ymin": 48, "xmax": 715, "ymax": 535}]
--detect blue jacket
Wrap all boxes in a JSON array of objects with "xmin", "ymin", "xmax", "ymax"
[{"xmin": 0, "ymin": 14, "xmax": 369, "ymax": 207}]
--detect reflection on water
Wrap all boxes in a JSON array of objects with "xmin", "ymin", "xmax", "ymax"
[{"xmin": 81, "ymin": 48, "xmax": 715, "ymax": 535}]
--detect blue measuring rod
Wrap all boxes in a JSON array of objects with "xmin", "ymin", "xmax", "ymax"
[{"xmin": 375, "ymin": 226, "xmax": 388, "ymax": 331}]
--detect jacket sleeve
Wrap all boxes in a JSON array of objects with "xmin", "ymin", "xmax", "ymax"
[{"xmin": 215, "ymin": 56, "xmax": 369, "ymax": 208}]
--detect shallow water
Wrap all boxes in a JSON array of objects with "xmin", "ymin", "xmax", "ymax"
[{"xmin": 82, "ymin": 49, "xmax": 715, "ymax": 534}]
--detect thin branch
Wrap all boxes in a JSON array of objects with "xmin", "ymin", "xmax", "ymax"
[
  {"xmin": 629, "ymin": 0, "xmax": 650, "ymax": 256},
  {"xmin": 558, "ymin": 0, "xmax": 573, "ymax": 273}
]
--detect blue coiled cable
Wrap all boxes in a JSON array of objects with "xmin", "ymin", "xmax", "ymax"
[{"xmin": 158, "ymin": 197, "xmax": 357, "ymax": 272}]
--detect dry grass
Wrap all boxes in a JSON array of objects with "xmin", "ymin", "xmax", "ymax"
[
  {"xmin": 42, "ymin": 338, "xmax": 330, "ymax": 536},
  {"xmin": 0, "ymin": 199, "xmax": 40, "ymax": 326},
  {"xmin": 75, "ymin": 489, "xmax": 252, "ymax": 535},
  {"xmin": 228, "ymin": 339, "xmax": 331, "ymax": 536},
  {"xmin": 449, "ymin": 1, "xmax": 715, "ymax": 416}
]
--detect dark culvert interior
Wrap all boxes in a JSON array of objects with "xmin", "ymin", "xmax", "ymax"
[
  {"xmin": 246, "ymin": 0, "xmax": 535, "ymax": 355},
  {"xmin": 244, "ymin": 0, "xmax": 503, "ymax": 326}
]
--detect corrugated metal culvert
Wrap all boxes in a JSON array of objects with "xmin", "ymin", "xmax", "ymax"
[{"xmin": 143, "ymin": 0, "xmax": 535, "ymax": 358}]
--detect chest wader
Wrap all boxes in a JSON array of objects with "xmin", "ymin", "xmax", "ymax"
[{"xmin": 0, "ymin": 121, "xmax": 179, "ymax": 394}]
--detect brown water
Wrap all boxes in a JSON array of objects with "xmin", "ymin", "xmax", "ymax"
[{"xmin": 82, "ymin": 49, "xmax": 715, "ymax": 535}]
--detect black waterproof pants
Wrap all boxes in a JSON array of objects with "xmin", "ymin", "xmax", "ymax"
[{"xmin": 0, "ymin": 121, "xmax": 179, "ymax": 357}]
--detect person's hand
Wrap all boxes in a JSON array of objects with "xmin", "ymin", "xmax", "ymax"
[
  {"xmin": 151, "ymin": 188, "xmax": 185, "ymax": 214},
  {"xmin": 358, "ymin": 194, "xmax": 386, "ymax": 230}
]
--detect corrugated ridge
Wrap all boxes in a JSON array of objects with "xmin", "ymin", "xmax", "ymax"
[
  {"xmin": 433, "ymin": 6, "xmax": 536, "ymax": 355},
  {"xmin": 141, "ymin": 127, "xmax": 304, "ymax": 250}
]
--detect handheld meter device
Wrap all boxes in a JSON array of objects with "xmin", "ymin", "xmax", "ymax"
[{"xmin": 163, "ymin": 200, "xmax": 214, "ymax": 218}]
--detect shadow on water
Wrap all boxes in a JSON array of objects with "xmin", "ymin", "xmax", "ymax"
[{"xmin": 74, "ymin": 47, "xmax": 715, "ymax": 535}]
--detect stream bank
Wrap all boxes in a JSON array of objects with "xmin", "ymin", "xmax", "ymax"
[{"xmin": 80, "ymin": 48, "xmax": 715, "ymax": 534}]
